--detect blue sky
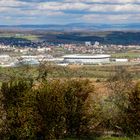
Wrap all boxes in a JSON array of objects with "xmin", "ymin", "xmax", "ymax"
[{"xmin": 1, "ymin": 0, "xmax": 140, "ymax": 25}]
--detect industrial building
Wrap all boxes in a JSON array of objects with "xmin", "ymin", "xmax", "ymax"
[
  {"xmin": 63, "ymin": 54, "xmax": 111, "ymax": 64},
  {"xmin": 15, "ymin": 55, "xmax": 64, "ymax": 66},
  {"xmin": 115, "ymin": 59, "xmax": 128, "ymax": 62},
  {"xmin": 0, "ymin": 55, "xmax": 16, "ymax": 67},
  {"xmin": 0, "ymin": 55, "xmax": 11, "ymax": 64}
]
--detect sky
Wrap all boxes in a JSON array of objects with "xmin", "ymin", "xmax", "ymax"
[{"xmin": 1, "ymin": 0, "xmax": 140, "ymax": 25}]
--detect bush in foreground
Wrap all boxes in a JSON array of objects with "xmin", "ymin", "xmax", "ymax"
[{"xmin": 0, "ymin": 79, "xmax": 93, "ymax": 139}]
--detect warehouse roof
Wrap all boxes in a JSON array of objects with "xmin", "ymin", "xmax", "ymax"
[{"xmin": 63, "ymin": 54, "xmax": 111, "ymax": 59}]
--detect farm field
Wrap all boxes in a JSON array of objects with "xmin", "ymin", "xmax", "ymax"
[{"xmin": 0, "ymin": 63, "xmax": 140, "ymax": 82}]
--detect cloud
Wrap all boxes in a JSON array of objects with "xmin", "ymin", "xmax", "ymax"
[
  {"xmin": 65, "ymin": 0, "xmax": 140, "ymax": 3},
  {"xmin": 0, "ymin": 0, "xmax": 140, "ymax": 24},
  {"xmin": 82, "ymin": 14, "xmax": 140, "ymax": 23}
]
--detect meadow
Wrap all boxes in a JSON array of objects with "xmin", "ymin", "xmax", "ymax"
[{"xmin": 0, "ymin": 63, "xmax": 139, "ymax": 81}]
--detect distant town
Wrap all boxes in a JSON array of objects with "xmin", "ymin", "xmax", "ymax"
[{"xmin": 0, "ymin": 39, "xmax": 140, "ymax": 67}]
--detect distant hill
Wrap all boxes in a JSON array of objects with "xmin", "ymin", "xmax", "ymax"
[
  {"xmin": 38, "ymin": 31, "xmax": 140, "ymax": 45},
  {"xmin": 0, "ymin": 23, "xmax": 140, "ymax": 31},
  {"xmin": 0, "ymin": 27, "xmax": 140, "ymax": 45}
]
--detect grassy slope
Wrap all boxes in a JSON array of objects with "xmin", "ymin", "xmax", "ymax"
[{"xmin": 64, "ymin": 136, "xmax": 140, "ymax": 140}]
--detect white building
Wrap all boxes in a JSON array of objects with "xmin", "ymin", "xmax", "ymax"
[
  {"xmin": 85, "ymin": 41, "xmax": 91, "ymax": 46},
  {"xmin": 0, "ymin": 55, "xmax": 11, "ymax": 64},
  {"xmin": 63, "ymin": 54, "xmax": 111, "ymax": 64},
  {"xmin": 115, "ymin": 59, "xmax": 128, "ymax": 62},
  {"xmin": 94, "ymin": 41, "xmax": 100, "ymax": 46},
  {"xmin": 37, "ymin": 47, "xmax": 51, "ymax": 53},
  {"xmin": 0, "ymin": 55, "xmax": 15, "ymax": 67}
]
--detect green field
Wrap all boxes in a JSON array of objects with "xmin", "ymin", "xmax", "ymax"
[
  {"xmin": 16, "ymin": 35, "xmax": 40, "ymax": 41},
  {"xmin": 0, "ymin": 34, "xmax": 40, "ymax": 41},
  {"xmin": 111, "ymin": 53, "xmax": 140, "ymax": 58}
]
